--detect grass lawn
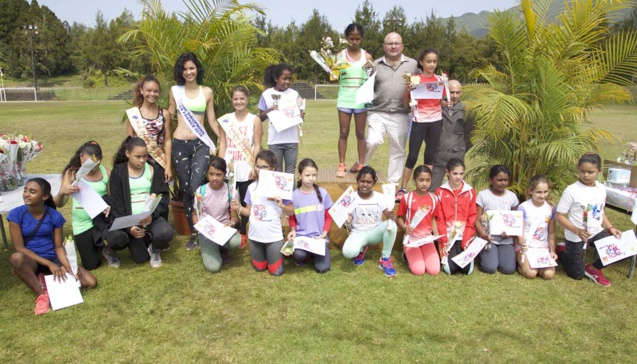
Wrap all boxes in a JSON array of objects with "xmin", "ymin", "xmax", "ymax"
[{"xmin": 1, "ymin": 101, "xmax": 637, "ymax": 363}]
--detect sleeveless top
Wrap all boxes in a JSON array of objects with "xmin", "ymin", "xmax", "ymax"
[
  {"xmin": 337, "ymin": 49, "xmax": 369, "ymax": 109},
  {"xmin": 72, "ymin": 165, "xmax": 108, "ymax": 235},
  {"xmin": 138, "ymin": 107, "xmax": 165, "ymax": 149},
  {"xmin": 178, "ymin": 86, "xmax": 206, "ymax": 115},
  {"xmin": 223, "ymin": 112, "xmax": 256, "ymax": 183},
  {"xmin": 129, "ymin": 163, "xmax": 152, "ymax": 215}
]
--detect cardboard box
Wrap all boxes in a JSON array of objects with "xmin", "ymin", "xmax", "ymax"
[{"xmin": 604, "ymin": 159, "xmax": 637, "ymax": 188}]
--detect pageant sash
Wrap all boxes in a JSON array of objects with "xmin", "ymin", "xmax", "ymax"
[
  {"xmin": 171, "ymin": 86, "xmax": 216, "ymax": 153},
  {"xmin": 217, "ymin": 113, "xmax": 255, "ymax": 168},
  {"xmin": 126, "ymin": 107, "xmax": 167, "ymax": 169}
]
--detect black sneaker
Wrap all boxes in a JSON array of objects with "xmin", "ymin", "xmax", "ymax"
[{"xmin": 185, "ymin": 235, "xmax": 199, "ymax": 250}]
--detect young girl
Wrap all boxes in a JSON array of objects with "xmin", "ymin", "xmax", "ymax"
[
  {"xmin": 193, "ymin": 157, "xmax": 240, "ymax": 273},
  {"xmin": 556, "ymin": 153, "xmax": 622, "ymax": 287},
  {"xmin": 54, "ymin": 141, "xmax": 110, "ymax": 270},
  {"xmin": 127, "ymin": 75, "xmax": 172, "ymax": 182},
  {"xmin": 516, "ymin": 174, "xmax": 557, "ymax": 280},
  {"xmin": 287, "ymin": 159, "xmax": 334, "ymax": 273},
  {"xmin": 106, "ymin": 137, "xmax": 173, "ymax": 268},
  {"xmin": 436, "ymin": 158, "xmax": 478, "ymax": 275},
  {"xmin": 9, "ymin": 178, "xmax": 96, "ymax": 315},
  {"xmin": 232, "ymin": 150, "xmax": 293, "ymax": 276},
  {"xmin": 168, "ymin": 52, "xmax": 220, "ymax": 250},
  {"xmin": 397, "ymin": 48, "xmax": 446, "ymax": 199},
  {"xmin": 342, "ymin": 166, "xmax": 398, "ymax": 277},
  {"xmin": 258, "ymin": 63, "xmax": 302, "ymax": 174},
  {"xmin": 396, "ymin": 166, "xmax": 447, "ymax": 276},
  {"xmin": 335, "ymin": 23, "xmax": 374, "ymax": 177},
  {"xmin": 217, "ymin": 86, "xmax": 262, "ymax": 248},
  {"xmin": 475, "ymin": 165, "xmax": 519, "ymax": 274}
]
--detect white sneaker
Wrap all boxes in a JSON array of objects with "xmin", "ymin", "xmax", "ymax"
[{"xmin": 148, "ymin": 244, "xmax": 162, "ymax": 268}]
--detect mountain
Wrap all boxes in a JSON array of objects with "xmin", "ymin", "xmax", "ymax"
[{"xmin": 444, "ymin": 2, "xmax": 633, "ymax": 37}]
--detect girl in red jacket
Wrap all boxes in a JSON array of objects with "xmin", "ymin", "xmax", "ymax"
[{"xmin": 436, "ymin": 158, "xmax": 478, "ymax": 275}]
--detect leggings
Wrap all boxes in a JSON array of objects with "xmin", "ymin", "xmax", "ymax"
[
  {"xmin": 269, "ymin": 143, "xmax": 298, "ymax": 174},
  {"xmin": 172, "ymin": 138, "xmax": 211, "ymax": 232},
  {"xmin": 75, "ymin": 228, "xmax": 102, "ymax": 270},
  {"xmin": 236, "ymin": 180, "xmax": 252, "ymax": 235},
  {"xmin": 405, "ymin": 120, "xmax": 442, "ymax": 168},
  {"xmin": 479, "ymin": 243, "xmax": 516, "ymax": 274},
  {"xmin": 445, "ymin": 240, "xmax": 472, "ymax": 275},
  {"xmin": 558, "ymin": 230, "xmax": 609, "ymax": 280},
  {"xmin": 293, "ymin": 240, "xmax": 331, "ymax": 273},
  {"xmin": 342, "ymin": 220, "xmax": 397, "ymax": 259},
  {"xmin": 250, "ymin": 239, "xmax": 285, "ymax": 275},
  {"xmin": 199, "ymin": 231, "xmax": 241, "ymax": 273},
  {"xmin": 405, "ymin": 243, "xmax": 440, "ymax": 275},
  {"xmin": 106, "ymin": 217, "xmax": 173, "ymax": 264}
]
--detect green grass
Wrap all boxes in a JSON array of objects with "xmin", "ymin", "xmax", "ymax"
[{"xmin": 1, "ymin": 101, "xmax": 637, "ymax": 363}]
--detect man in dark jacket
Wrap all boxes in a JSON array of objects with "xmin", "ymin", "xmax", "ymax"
[{"xmin": 430, "ymin": 80, "xmax": 474, "ymax": 192}]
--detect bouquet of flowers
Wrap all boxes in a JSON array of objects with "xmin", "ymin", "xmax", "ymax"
[
  {"xmin": 309, "ymin": 36, "xmax": 351, "ymax": 81},
  {"xmin": 0, "ymin": 133, "xmax": 43, "ymax": 191},
  {"xmin": 617, "ymin": 142, "xmax": 637, "ymax": 164}
]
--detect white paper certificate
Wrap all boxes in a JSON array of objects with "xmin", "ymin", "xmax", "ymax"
[
  {"xmin": 329, "ymin": 186, "xmax": 359, "ymax": 228},
  {"xmin": 194, "ymin": 215, "xmax": 237, "ymax": 246},
  {"xmin": 451, "ymin": 237, "xmax": 488, "ymax": 268},
  {"xmin": 525, "ymin": 248, "xmax": 558, "ymax": 268},
  {"xmin": 595, "ymin": 230, "xmax": 637, "ymax": 266},
  {"xmin": 44, "ymin": 273, "xmax": 84, "ymax": 310},
  {"xmin": 355, "ymin": 72, "xmax": 376, "ymax": 105},
  {"xmin": 255, "ymin": 170, "xmax": 294, "ymax": 200},
  {"xmin": 293, "ymin": 236, "xmax": 326, "ymax": 256},
  {"xmin": 71, "ymin": 179, "xmax": 108, "ymax": 219},
  {"xmin": 410, "ymin": 82, "xmax": 444, "ymax": 100},
  {"xmin": 403, "ymin": 235, "xmax": 443, "ymax": 248},
  {"xmin": 488, "ymin": 210, "xmax": 524, "ymax": 236},
  {"xmin": 268, "ymin": 98, "xmax": 303, "ymax": 132},
  {"xmin": 110, "ymin": 211, "xmax": 152, "ymax": 231}
]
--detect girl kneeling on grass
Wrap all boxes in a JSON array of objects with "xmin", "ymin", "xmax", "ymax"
[
  {"xmin": 435, "ymin": 158, "xmax": 477, "ymax": 275},
  {"xmin": 396, "ymin": 165, "xmax": 447, "ymax": 276},
  {"xmin": 9, "ymin": 178, "xmax": 96, "ymax": 315},
  {"xmin": 342, "ymin": 166, "xmax": 398, "ymax": 277},
  {"xmin": 516, "ymin": 174, "xmax": 557, "ymax": 280},
  {"xmin": 287, "ymin": 158, "xmax": 334, "ymax": 273},
  {"xmin": 194, "ymin": 157, "xmax": 240, "ymax": 273},
  {"xmin": 556, "ymin": 153, "xmax": 622, "ymax": 287},
  {"xmin": 105, "ymin": 137, "xmax": 173, "ymax": 268},
  {"xmin": 475, "ymin": 165, "xmax": 519, "ymax": 274},
  {"xmin": 233, "ymin": 150, "xmax": 293, "ymax": 276}
]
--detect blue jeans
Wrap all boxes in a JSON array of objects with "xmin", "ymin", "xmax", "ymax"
[{"xmin": 269, "ymin": 143, "xmax": 298, "ymax": 174}]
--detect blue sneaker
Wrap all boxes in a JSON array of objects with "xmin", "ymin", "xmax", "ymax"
[
  {"xmin": 379, "ymin": 257, "xmax": 397, "ymax": 277},
  {"xmin": 353, "ymin": 246, "xmax": 368, "ymax": 266}
]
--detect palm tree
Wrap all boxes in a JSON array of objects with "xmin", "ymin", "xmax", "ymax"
[
  {"xmin": 119, "ymin": 0, "xmax": 281, "ymax": 116},
  {"xmin": 465, "ymin": 0, "xmax": 637, "ymax": 196}
]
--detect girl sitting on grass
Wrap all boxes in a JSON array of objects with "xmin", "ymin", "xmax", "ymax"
[
  {"xmin": 9, "ymin": 178, "xmax": 96, "ymax": 315},
  {"xmin": 232, "ymin": 150, "xmax": 293, "ymax": 276},
  {"xmin": 193, "ymin": 157, "xmax": 240, "ymax": 273},
  {"xmin": 287, "ymin": 158, "xmax": 334, "ymax": 273},
  {"xmin": 396, "ymin": 165, "xmax": 447, "ymax": 276},
  {"xmin": 342, "ymin": 166, "xmax": 398, "ymax": 277}
]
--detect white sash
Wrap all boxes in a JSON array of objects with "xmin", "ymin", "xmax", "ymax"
[
  {"xmin": 171, "ymin": 85, "xmax": 216, "ymax": 153},
  {"xmin": 125, "ymin": 107, "xmax": 167, "ymax": 169},
  {"xmin": 217, "ymin": 113, "xmax": 255, "ymax": 168}
]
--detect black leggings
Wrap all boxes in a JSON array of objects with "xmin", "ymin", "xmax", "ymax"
[
  {"xmin": 75, "ymin": 228, "xmax": 102, "ymax": 270},
  {"xmin": 405, "ymin": 120, "xmax": 442, "ymax": 168},
  {"xmin": 558, "ymin": 230, "xmax": 609, "ymax": 279},
  {"xmin": 237, "ymin": 180, "xmax": 252, "ymax": 235},
  {"xmin": 446, "ymin": 241, "xmax": 471, "ymax": 275},
  {"xmin": 172, "ymin": 138, "xmax": 211, "ymax": 232},
  {"xmin": 106, "ymin": 217, "xmax": 173, "ymax": 264}
]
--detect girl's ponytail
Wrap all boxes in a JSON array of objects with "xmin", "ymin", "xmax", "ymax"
[{"xmin": 112, "ymin": 136, "xmax": 147, "ymax": 166}]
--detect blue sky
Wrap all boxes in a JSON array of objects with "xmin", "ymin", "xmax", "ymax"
[{"xmin": 38, "ymin": 0, "xmax": 518, "ymax": 30}]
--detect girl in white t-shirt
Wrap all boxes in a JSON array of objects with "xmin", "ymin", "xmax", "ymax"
[
  {"xmin": 217, "ymin": 86, "xmax": 262, "ymax": 248},
  {"xmin": 516, "ymin": 174, "xmax": 557, "ymax": 280},
  {"xmin": 193, "ymin": 157, "xmax": 240, "ymax": 273},
  {"xmin": 556, "ymin": 153, "xmax": 622, "ymax": 287},
  {"xmin": 232, "ymin": 150, "xmax": 293, "ymax": 276},
  {"xmin": 258, "ymin": 63, "xmax": 303, "ymax": 174},
  {"xmin": 342, "ymin": 166, "xmax": 398, "ymax": 277}
]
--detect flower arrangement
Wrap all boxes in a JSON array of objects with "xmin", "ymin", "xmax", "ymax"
[
  {"xmin": 617, "ymin": 142, "xmax": 637, "ymax": 164},
  {"xmin": 0, "ymin": 134, "xmax": 43, "ymax": 191},
  {"xmin": 309, "ymin": 36, "xmax": 351, "ymax": 81}
]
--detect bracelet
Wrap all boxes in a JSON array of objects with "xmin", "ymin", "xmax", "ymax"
[{"xmin": 607, "ymin": 226, "xmax": 614, "ymax": 233}]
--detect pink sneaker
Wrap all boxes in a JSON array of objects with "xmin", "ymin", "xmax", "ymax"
[
  {"xmin": 353, "ymin": 246, "xmax": 369, "ymax": 266},
  {"xmin": 585, "ymin": 264, "xmax": 611, "ymax": 287},
  {"xmin": 35, "ymin": 292, "xmax": 50, "ymax": 315}
]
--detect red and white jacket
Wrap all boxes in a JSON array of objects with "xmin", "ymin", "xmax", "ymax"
[{"xmin": 435, "ymin": 181, "xmax": 478, "ymax": 249}]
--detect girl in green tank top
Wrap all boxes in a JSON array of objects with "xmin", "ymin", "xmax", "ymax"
[{"xmin": 54, "ymin": 141, "xmax": 111, "ymax": 270}]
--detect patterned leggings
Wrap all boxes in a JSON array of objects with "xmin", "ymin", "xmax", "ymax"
[{"xmin": 172, "ymin": 138, "xmax": 210, "ymax": 232}]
